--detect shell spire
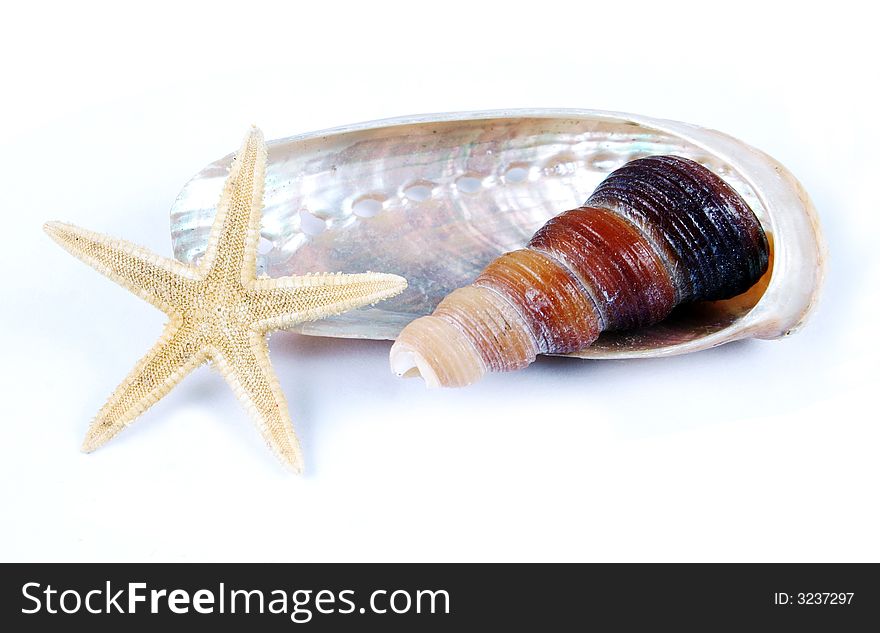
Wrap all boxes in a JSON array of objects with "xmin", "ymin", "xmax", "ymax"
[{"xmin": 390, "ymin": 156, "xmax": 770, "ymax": 388}]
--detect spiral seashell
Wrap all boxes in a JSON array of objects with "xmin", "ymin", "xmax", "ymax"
[{"xmin": 389, "ymin": 156, "xmax": 770, "ymax": 387}]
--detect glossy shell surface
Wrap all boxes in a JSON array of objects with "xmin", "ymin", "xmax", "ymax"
[{"xmin": 170, "ymin": 109, "xmax": 825, "ymax": 358}]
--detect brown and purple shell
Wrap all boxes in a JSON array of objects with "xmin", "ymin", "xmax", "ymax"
[{"xmin": 390, "ymin": 156, "xmax": 771, "ymax": 387}]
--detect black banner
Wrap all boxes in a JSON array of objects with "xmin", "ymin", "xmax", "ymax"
[{"xmin": 1, "ymin": 563, "xmax": 876, "ymax": 630}]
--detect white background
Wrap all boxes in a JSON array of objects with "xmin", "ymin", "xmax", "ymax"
[{"xmin": 1, "ymin": 1, "xmax": 877, "ymax": 562}]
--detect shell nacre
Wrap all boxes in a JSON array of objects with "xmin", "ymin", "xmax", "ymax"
[{"xmin": 169, "ymin": 109, "xmax": 825, "ymax": 359}]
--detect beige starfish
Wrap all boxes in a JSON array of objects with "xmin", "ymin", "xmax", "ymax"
[{"xmin": 44, "ymin": 127, "xmax": 406, "ymax": 472}]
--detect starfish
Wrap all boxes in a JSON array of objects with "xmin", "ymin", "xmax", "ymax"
[{"xmin": 44, "ymin": 127, "xmax": 406, "ymax": 472}]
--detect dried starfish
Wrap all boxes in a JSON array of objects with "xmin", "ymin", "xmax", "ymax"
[{"xmin": 44, "ymin": 127, "xmax": 406, "ymax": 472}]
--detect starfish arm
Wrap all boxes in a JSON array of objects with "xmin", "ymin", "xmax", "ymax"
[
  {"xmin": 44, "ymin": 221, "xmax": 198, "ymax": 314},
  {"xmin": 201, "ymin": 126, "xmax": 266, "ymax": 285},
  {"xmin": 82, "ymin": 322, "xmax": 206, "ymax": 452},
  {"xmin": 213, "ymin": 331, "xmax": 304, "ymax": 472},
  {"xmin": 248, "ymin": 272, "xmax": 408, "ymax": 330}
]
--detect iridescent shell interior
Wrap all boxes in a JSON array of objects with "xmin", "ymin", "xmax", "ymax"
[{"xmin": 170, "ymin": 110, "xmax": 824, "ymax": 358}]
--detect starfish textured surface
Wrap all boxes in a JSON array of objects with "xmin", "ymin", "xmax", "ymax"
[{"xmin": 44, "ymin": 127, "xmax": 407, "ymax": 472}]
